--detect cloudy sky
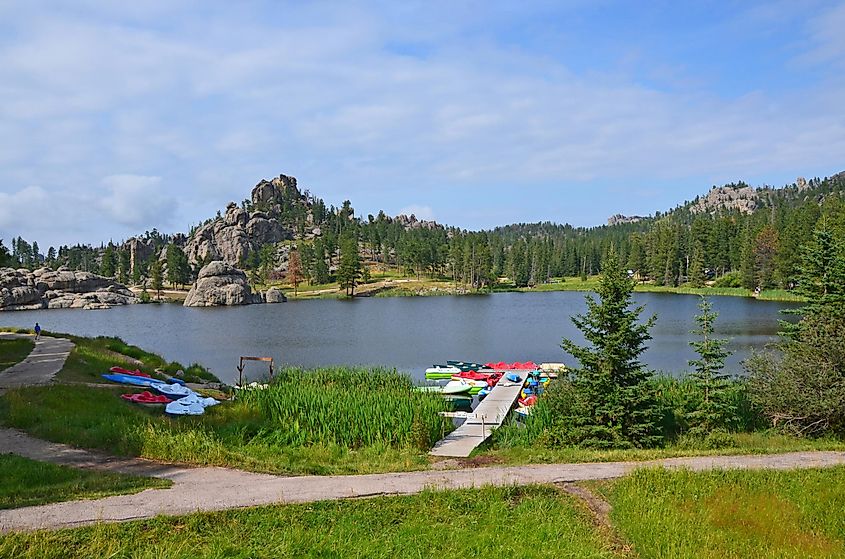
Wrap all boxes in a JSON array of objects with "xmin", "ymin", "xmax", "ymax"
[{"xmin": 1, "ymin": 1, "xmax": 844, "ymax": 250}]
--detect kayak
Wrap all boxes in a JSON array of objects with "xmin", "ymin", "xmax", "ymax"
[
  {"xmin": 121, "ymin": 391, "xmax": 171, "ymax": 405},
  {"xmin": 165, "ymin": 393, "xmax": 219, "ymax": 416},
  {"xmin": 152, "ymin": 383, "xmax": 194, "ymax": 398},
  {"xmin": 102, "ymin": 373, "xmax": 164, "ymax": 387},
  {"xmin": 442, "ymin": 380, "xmax": 473, "ymax": 395},
  {"xmin": 505, "ymin": 373, "xmax": 523, "ymax": 383},
  {"xmin": 414, "ymin": 385, "xmax": 444, "ymax": 393},
  {"xmin": 425, "ymin": 365, "xmax": 461, "ymax": 379},
  {"xmin": 446, "ymin": 360, "xmax": 484, "ymax": 372},
  {"xmin": 110, "ymin": 366, "xmax": 151, "ymax": 378}
]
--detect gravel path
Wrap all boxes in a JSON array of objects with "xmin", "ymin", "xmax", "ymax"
[
  {"xmin": 0, "ymin": 333, "xmax": 74, "ymax": 390},
  {"xmin": 2, "ymin": 426, "xmax": 845, "ymax": 533}
]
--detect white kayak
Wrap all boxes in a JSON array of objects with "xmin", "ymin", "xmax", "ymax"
[{"xmin": 442, "ymin": 380, "xmax": 473, "ymax": 395}]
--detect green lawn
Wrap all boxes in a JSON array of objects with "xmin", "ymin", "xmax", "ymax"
[
  {"xmin": 0, "ymin": 454, "xmax": 170, "ymax": 510},
  {"xmin": 0, "ymin": 486, "xmax": 613, "ymax": 559},
  {"xmin": 0, "ymin": 338, "xmax": 34, "ymax": 372},
  {"xmin": 607, "ymin": 466, "xmax": 845, "ymax": 558}
]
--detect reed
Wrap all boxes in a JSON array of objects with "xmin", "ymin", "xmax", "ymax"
[{"xmin": 238, "ymin": 366, "xmax": 453, "ymax": 449}]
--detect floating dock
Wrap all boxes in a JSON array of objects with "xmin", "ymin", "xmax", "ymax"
[{"xmin": 429, "ymin": 377, "xmax": 525, "ymax": 458}]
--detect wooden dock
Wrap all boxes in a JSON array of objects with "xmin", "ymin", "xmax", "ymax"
[{"xmin": 429, "ymin": 378, "xmax": 525, "ymax": 458}]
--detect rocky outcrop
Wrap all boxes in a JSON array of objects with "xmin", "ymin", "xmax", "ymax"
[
  {"xmin": 690, "ymin": 184, "xmax": 758, "ymax": 215},
  {"xmin": 607, "ymin": 214, "xmax": 645, "ymax": 226},
  {"xmin": 183, "ymin": 261, "xmax": 263, "ymax": 307},
  {"xmin": 0, "ymin": 267, "xmax": 137, "ymax": 311}
]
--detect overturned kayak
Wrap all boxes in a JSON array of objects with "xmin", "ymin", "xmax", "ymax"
[
  {"xmin": 446, "ymin": 360, "xmax": 485, "ymax": 372},
  {"xmin": 121, "ymin": 391, "xmax": 171, "ymax": 405},
  {"xmin": 152, "ymin": 382, "xmax": 194, "ymax": 399},
  {"xmin": 102, "ymin": 373, "xmax": 164, "ymax": 387},
  {"xmin": 165, "ymin": 393, "xmax": 219, "ymax": 416}
]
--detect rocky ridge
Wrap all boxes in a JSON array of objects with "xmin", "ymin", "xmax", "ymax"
[{"xmin": 0, "ymin": 267, "xmax": 137, "ymax": 311}]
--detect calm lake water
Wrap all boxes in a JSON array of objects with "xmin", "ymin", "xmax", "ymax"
[{"xmin": 0, "ymin": 292, "xmax": 797, "ymax": 384}]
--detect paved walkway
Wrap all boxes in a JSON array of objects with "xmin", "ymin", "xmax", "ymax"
[
  {"xmin": 2, "ymin": 426, "xmax": 845, "ymax": 533},
  {"xmin": 0, "ymin": 333, "xmax": 74, "ymax": 390}
]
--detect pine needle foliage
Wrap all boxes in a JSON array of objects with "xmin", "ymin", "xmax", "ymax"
[
  {"xmin": 687, "ymin": 296, "xmax": 734, "ymax": 435},
  {"xmin": 558, "ymin": 249, "xmax": 662, "ymax": 448}
]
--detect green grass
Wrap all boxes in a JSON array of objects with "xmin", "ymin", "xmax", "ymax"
[
  {"xmin": 0, "ymin": 338, "xmax": 34, "ymax": 371},
  {"xmin": 608, "ymin": 466, "xmax": 845, "ymax": 558},
  {"xmin": 0, "ymin": 453, "xmax": 169, "ymax": 510},
  {"xmin": 0, "ymin": 485, "xmax": 614, "ymax": 559},
  {"xmin": 0, "ymin": 367, "xmax": 453, "ymax": 476},
  {"xmin": 50, "ymin": 333, "xmax": 219, "ymax": 384}
]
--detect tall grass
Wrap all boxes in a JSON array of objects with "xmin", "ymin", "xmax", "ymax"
[
  {"xmin": 0, "ymin": 367, "xmax": 453, "ymax": 475},
  {"xmin": 239, "ymin": 366, "xmax": 453, "ymax": 449}
]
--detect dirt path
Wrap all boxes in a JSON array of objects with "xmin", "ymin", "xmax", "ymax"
[
  {"xmin": 2, "ymin": 426, "xmax": 844, "ymax": 533},
  {"xmin": 0, "ymin": 334, "xmax": 74, "ymax": 391}
]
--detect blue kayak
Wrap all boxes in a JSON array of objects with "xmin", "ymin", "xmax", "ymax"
[
  {"xmin": 505, "ymin": 373, "xmax": 522, "ymax": 383},
  {"xmin": 102, "ymin": 373, "xmax": 165, "ymax": 387}
]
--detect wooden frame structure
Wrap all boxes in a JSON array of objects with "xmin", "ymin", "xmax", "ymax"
[{"xmin": 237, "ymin": 356, "xmax": 274, "ymax": 386}]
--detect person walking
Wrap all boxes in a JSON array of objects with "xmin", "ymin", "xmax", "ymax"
[{"xmin": 34, "ymin": 322, "xmax": 41, "ymax": 341}]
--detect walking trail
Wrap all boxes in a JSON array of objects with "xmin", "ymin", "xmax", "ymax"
[
  {"xmin": 2, "ymin": 334, "xmax": 845, "ymax": 533},
  {"xmin": 0, "ymin": 333, "xmax": 74, "ymax": 391}
]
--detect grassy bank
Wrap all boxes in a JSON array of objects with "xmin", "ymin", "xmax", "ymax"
[
  {"xmin": 0, "ymin": 337, "xmax": 34, "ymax": 371},
  {"xmin": 0, "ymin": 454, "xmax": 169, "ymax": 510},
  {"xmin": 607, "ymin": 466, "xmax": 845, "ymax": 558},
  {"xmin": 0, "ymin": 486, "xmax": 613, "ymax": 558},
  {"xmin": 0, "ymin": 367, "xmax": 452, "ymax": 476}
]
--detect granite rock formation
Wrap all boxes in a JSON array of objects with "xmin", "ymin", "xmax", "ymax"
[
  {"xmin": 183, "ymin": 261, "xmax": 263, "ymax": 307},
  {"xmin": 0, "ymin": 267, "xmax": 137, "ymax": 311}
]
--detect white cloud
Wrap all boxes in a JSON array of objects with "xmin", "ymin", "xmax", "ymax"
[{"xmin": 99, "ymin": 174, "xmax": 177, "ymax": 228}]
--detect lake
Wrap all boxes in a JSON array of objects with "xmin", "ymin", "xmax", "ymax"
[{"xmin": 0, "ymin": 292, "xmax": 796, "ymax": 384}]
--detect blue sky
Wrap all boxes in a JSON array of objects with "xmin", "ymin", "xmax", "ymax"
[{"xmin": 1, "ymin": 0, "xmax": 844, "ymax": 249}]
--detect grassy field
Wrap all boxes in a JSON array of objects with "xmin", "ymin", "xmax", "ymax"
[
  {"xmin": 0, "ymin": 454, "xmax": 169, "ymax": 510},
  {"xmin": 607, "ymin": 466, "xmax": 845, "ymax": 558},
  {"xmin": 0, "ymin": 486, "xmax": 614, "ymax": 559},
  {"xmin": 0, "ymin": 337, "xmax": 34, "ymax": 371},
  {"xmin": 0, "ymin": 367, "xmax": 452, "ymax": 476}
]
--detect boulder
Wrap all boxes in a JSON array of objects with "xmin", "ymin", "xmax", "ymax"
[
  {"xmin": 264, "ymin": 287, "xmax": 287, "ymax": 304},
  {"xmin": 184, "ymin": 262, "xmax": 256, "ymax": 307}
]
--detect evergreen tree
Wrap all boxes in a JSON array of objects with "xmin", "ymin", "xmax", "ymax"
[
  {"xmin": 559, "ymin": 249, "xmax": 661, "ymax": 448},
  {"xmin": 100, "ymin": 244, "xmax": 116, "ymax": 277},
  {"xmin": 687, "ymin": 296, "xmax": 733, "ymax": 434},
  {"xmin": 149, "ymin": 259, "xmax": 163, "ymax": 300},
  {"xmin": 687, "ymin": 241, "xmax": 706, "ymax": 287},
  {"xmin": 312, "ymin": 240, "xmax": 330, "ymax": 285},
  {"xmin": 337, "ymin": 235, "xmax": 361, "ymax": 296}
]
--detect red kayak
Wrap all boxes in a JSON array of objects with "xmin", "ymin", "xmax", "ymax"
[
  {"xmin": 110, "ymin": 366, "xmax": 151, "ymax": 378},
  {"xmin": 483, "ymin": 361, "xmax": 539, "ymax": 371},
  {"xmin": 121, "ymin": 391, "xmax": 171, "ymax": 404},
  {"xmin": 452, "ymin": 370, "xmax": 503, "ymax": 387},
  {"xmin": 518, "ymin": 395, "xmax": 538, "ymax": 407}
]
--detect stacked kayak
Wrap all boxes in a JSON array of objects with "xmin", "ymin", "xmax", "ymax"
[
  {"xmin": 425, "ymin": 365, "xmax": 461, "ymax": 380},
  {"xmin": 110, "ymin": 366, "xmax": 151, "ymax": 378},
  {"xmin": 102, "ymin": 366, "xmax": 220, "ymax": 416},
  {"xmin": 165, "ymin": 392, "xmax": 219, "ymax": 416}
]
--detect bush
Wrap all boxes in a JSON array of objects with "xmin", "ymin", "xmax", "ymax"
[{"xmin": 712, "ymin": 271, "xmax": 742, "ymax": 288}]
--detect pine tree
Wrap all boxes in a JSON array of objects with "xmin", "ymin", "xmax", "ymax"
[
  {"xmin": 559, "ymin": 249, "xmax": 661, "ymax": 448},
  {"xmin": 687, "ymin": 296, "xmax": 733, "ymax": 435},
  {"xmin": 687, "ymin": 242, "xmax": 706, "ymax": 287},
  {"xmin": 100, "ymin": 244, "xmax": 116, "ymax": 277},
  {"xmin": 149, "ymin": 259, "xmax": 163, "ymax": 300},
  {"xmin": 337, "ymin": 235, "xmax": 361, "ymax": 296}
]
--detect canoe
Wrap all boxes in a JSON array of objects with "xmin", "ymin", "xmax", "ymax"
[
  {"xmin": 442, "ymin": 380, "xmax": 473, "ymax": 395},
  {"xmin": 102, "ymin": 373, "xmax": 164, "ymax": 387}
]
